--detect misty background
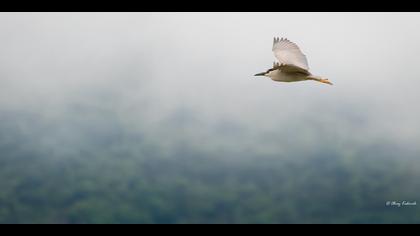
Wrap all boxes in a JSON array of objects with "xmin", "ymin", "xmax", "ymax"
[{"xmin": 0, "ymin": 12, "xmax": 420, "ymax": 223}]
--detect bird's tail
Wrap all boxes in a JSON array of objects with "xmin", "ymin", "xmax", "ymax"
[{"xmin": 307, "ymin": 75, "xmax": 333, "ymax": 85}]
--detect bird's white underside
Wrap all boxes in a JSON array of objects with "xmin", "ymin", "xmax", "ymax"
[{"xmin": 266, "ymin": 69, "xmax": 310, "ymax": 82}]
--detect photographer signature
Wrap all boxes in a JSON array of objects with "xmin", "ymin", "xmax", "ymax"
[{"xmin": 386, "ymin": 201, "xmax": 417, "ymax": 207}]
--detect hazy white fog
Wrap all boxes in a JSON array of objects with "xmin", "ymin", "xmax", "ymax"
[{"xmin": 1, "ymin": 12, "xmax": 420, "ymax": 157}]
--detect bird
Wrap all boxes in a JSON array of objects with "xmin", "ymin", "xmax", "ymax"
[{"xmin": 255, "ymin": 37, "xmax": 332, "ymax": 85}]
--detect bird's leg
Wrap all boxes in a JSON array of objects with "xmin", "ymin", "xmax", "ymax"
[
  {"xmin": 315, "ymin": 79, "xmax": 333, "ymax": 85},
  {"xmin": 308, "ymin": 76, "xmax": 333, "ymax": 85}
]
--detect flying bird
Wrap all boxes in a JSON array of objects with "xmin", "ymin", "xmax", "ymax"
[{"xmin": 255, "ymin": 37, "xmax": 332, "ymax": 85}]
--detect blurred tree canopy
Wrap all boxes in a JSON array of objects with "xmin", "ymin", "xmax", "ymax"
[{"xmin": 0, "ymin": 109, "xmax": 419, "ymax": 224}]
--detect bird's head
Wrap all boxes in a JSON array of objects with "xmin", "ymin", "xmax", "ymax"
[
  {"xmin": 254, "ymin": 62, "xmax": 280, "ymax": 78},
  {"xmin": 255, "ymin": 62, "xmax": 281, "ymax": 78},
  {"xmin": 255, "ymin": 68, "xmax": 277, "ymax": 79}
]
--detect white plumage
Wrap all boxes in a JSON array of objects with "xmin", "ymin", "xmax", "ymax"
[
  {"xmin": 255, "ymin": 37, "xmax": 332, "ymax": 85},
  {"xmin": 272, "ymin": 37, "xmax": 309, "ymax": 71}
]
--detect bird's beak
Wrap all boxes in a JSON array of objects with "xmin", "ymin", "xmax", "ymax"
[{"xmin": 254, "ymin": 72, "xmax": 265, "ymax": 76}]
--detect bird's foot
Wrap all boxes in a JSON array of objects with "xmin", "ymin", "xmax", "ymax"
[{"xmin": 319, "ymin": 79, "xmax": 333, "ymax": 85}]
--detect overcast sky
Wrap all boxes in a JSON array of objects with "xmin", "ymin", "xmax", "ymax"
[{"xmin": 1, "ymin": 12, "xmax": 420, "ymax": 158}]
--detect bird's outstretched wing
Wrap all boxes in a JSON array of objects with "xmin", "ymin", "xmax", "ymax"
[{"xmin": 272, "ymin": 37, "xmax": 309, "ymax": 71}]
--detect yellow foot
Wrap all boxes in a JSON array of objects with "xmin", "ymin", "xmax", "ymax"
[{"xmin": 318, "ymin": 79, "xmax": 333, "ymax": 85}]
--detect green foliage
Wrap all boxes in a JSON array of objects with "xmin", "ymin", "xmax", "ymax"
[{"xmin": 0, "ymin": 111, "xmax": 419, "ymax": 224}]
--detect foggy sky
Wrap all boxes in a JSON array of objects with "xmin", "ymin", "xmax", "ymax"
[{"xmin": 1, "ymin": 12, "xmax": 420, "ymax": 159}]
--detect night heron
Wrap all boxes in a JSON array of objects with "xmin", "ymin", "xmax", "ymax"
[{"xmin": 255, "ymin": 37, "xmax": 332, "ymax": 85}]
